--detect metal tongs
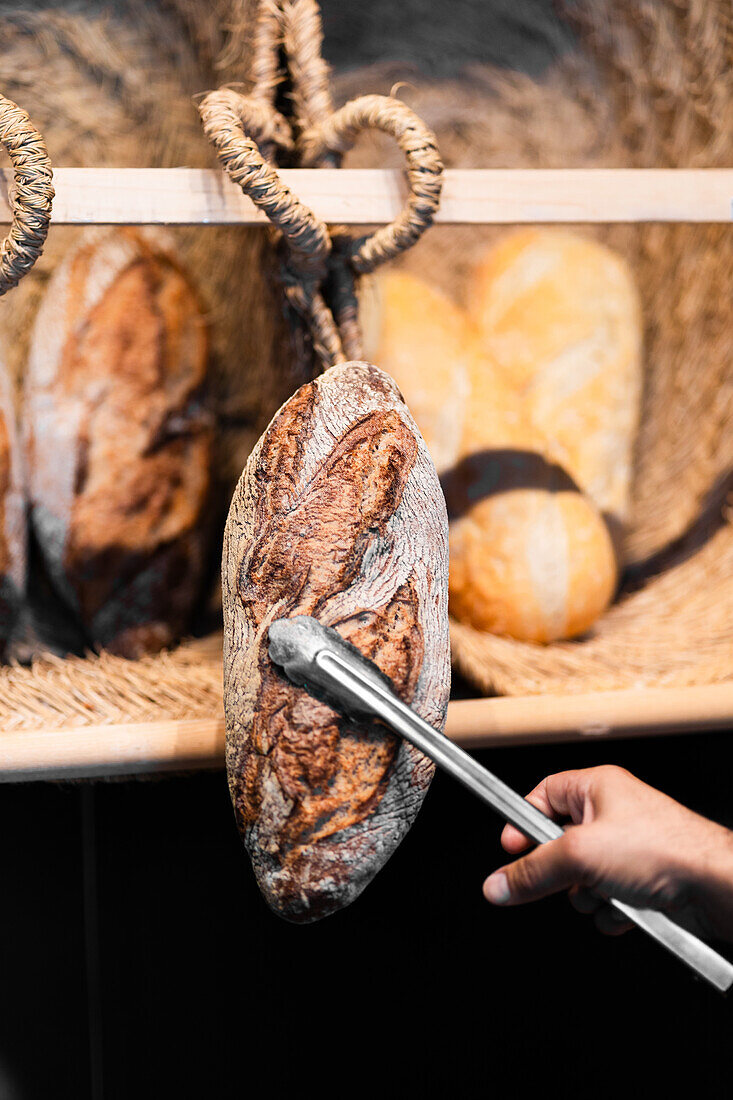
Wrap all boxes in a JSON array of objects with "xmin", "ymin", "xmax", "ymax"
[{"xmin": 269, "ymin": 615, "xmax": 733, "ymax": 994}]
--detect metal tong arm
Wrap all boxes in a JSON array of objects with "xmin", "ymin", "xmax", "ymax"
[{"xmin": 315, "ymin": 647, "xmax": 733, "ymax": 995}]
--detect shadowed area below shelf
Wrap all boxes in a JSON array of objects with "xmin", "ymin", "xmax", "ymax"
[{"xmin": 2, "ymin": 732, "xmax": 733, "ymax": 1098}]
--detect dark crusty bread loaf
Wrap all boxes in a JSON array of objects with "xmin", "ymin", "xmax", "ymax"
[
  {"xmin": 25, "ymin": 228, "xmax": 213, "ymax": 657},
  {"xmin": 0, "ymin": 358, "xmax": 26, "ymax": 656},
  {"xmin": 222, "ymin": 361, "xmax": 450, "ymax": 922}
]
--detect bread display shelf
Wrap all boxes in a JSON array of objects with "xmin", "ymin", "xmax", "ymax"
[
  {"xmin": 1, "ymin": 164, "xmax": 729, "ymax": 782},
  {"xmin": 1, "ymin": 681, "xmax": 732, "ymax": 782},
  {"xmin": 1, "ymin": 168, "xmax": 731, "ymax": 225}
]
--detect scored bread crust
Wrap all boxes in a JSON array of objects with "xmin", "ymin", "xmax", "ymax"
[{"xmin": 222, "ymin": 361, "xmax": 450, "ymax": 922}]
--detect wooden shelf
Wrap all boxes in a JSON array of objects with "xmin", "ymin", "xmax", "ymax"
[
  {"xmin": 3, "ymin": 168, "xmax": 731, "ymax": 225},
  {"xmin": 1, "ymin": 682, "xmax": 731, "ymax": 782},
  {"xmin": 0, "ymin": 163, "xmax": 728, "ymax": 780}
]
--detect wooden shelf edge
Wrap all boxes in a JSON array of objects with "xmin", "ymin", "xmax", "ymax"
[
  {"xmin": 1, "ymin": 168, "xmax": 730, "ymax": 225},
  {"xmin": 448, "ymin": 683, "xmax": 733, "ymax": 747},
  {"xmin": 1, "ymin": 682, "xmax": 731, "ymax": 782},
  {"xmin": 0, "ymin": 718, "xmax": 226, "ymax": 784}
]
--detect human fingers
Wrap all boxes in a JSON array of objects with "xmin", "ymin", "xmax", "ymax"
[
  {"xmin": 484, "ymin": 830, "xmax": 587, "ymax": 907},
  {"xmin": 568, "ymin": 885, "xmax": 602, "ymax": 915},
  {"xmin": 568, "ymin": 885, "xmax": 633, "ymax": 933},
  {"xmin": 500, "ymin": 789, "xmax": 561, "ymax": 853},
  {"xmin": 500, "ymin": 769, "xmax": 596, "ymax": 853},
  {"xmin": 593, "ymin": 904, "xmax": 634, "ymax": 936}
]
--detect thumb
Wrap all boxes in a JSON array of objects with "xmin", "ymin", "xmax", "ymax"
[{"xmin": 483, "ymin": 832, "xmax": 584, "ymax": 907}]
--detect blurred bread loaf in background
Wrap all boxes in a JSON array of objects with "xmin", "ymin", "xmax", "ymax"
[
  {"xmin": 363, "ymin": 261, "xmax": 620, "ymax": 643},
  {"xmin": 448, "ymin": 341, "xmax": 618, "ymax": 644},
  {"xmin": 468, "ymin": 229, "xmax": 643, "ymax": 535},
  {"xmin": 25, "ymin": 228, "xmax": 213, "ymax": 657},
  {"xmin": 360, "ymin": 271, "xmax": 472, "ymax": 472}
]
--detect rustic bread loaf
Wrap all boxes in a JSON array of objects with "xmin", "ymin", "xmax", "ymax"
[
  {"xmin": 25, "ymin": 228, "xmax": 213, "ymax": 657},
  {"xmin": 364, "ymin": 269, "xmax": 617, "ymax": 642},
  {"xmin": 222, "ymin": 360, "xmax": 450, "ymax": 922},
  {"xmin": 468, "ymin": 229, "xmax": 643, "ymax": 532},
  {"xmin": 0, "ymin": 357, "xmax": 26, "ymax": 656}
]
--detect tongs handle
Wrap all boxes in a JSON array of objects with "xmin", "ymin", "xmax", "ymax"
[{"xmin": 317, "ymin": 649, "xmax": 733, "ymax": 994}]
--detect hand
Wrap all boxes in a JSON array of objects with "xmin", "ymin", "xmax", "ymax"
[{"xmin": 482, "ymin": 765, "xmax": 733, "ymax": 941}]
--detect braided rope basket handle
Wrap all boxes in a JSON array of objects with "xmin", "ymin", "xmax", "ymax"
[
  {"xmin": 199, "ymin": 87, "xmax": 331, "ymax": 280},
  {"xmin": 299, "ymin": 94, "xmax": 444, "ymax": 274},
  {"xmin": 0, "ymin": 95, "xmax": 54, "ymax": 296},
  {"xmin": 198, "ymin": 0, "xmax": 443, "ymax": 369},
  {"xmin": 199, "ymin": 89, "xmax": 443, "ymax": 288},
  {"xmin": 199, "ymin": 86, "xmax": 349, "ymax": 364}
]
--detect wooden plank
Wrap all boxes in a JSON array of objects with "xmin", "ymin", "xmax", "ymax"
[
  {"xmin": 0, "ymin": 718, "xmax": 226, "ymax": 783},
  {"xmin": 447, "ymin": 683, "xmax": 733, "ymax": 748},
  {"xmin": 0, "ymin": 168, "xmax": 730, "ymax": 225},
  {"xmin": 436, "ymin": 169, "xmax": 733, "ymax": 225},
  {"xmin": 1, "ymin": 682, "xmax": 731, "ymax": 782}
]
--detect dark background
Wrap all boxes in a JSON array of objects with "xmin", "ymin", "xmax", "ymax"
[{"xmin": 2, "ymin": 727, "xmax": 732, "ymax": 1099}]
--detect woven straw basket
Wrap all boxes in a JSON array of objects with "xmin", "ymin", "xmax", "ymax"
[{"xmin": 0, "ymin": 0, "xmax": 730, "ymax": 756}]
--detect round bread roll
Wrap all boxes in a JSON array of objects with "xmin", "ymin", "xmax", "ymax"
[
  {"xmin": 468, "ymin": 228, "xmax": 643, "ymax": 530},
  {"xmin": 364, "ymin": 269, "xmax": 617, "ymax": 642},
  {"xmin": 446, "ymin": 351, "xmax": 617, "ymax": 642}
]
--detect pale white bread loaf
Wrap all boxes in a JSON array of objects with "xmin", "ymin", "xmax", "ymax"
[
  {"xmin": 468, "ymin": 228, "xmax": 643, "ymax": 531},
  {"xmin": 360, "ymin": 271, "xmax": 470, "ymax": 473}
]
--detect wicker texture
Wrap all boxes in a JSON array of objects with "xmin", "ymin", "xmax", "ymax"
[
  {"xmin": 0, "ymin": 638, "xmax": 222, "ymax": 732},
  {"xmin": 0, "ymin": 0, "xmax": 729, "ymax": 731},
  {"xmin": 0, "ymin": 95, "xmax": 53, "ymax": 295}
]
